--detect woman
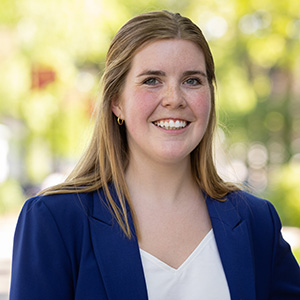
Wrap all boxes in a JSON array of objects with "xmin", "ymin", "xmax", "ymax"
[{"xmin": 10, "ymin": 10, "xmax": 300, "ymax": 300}]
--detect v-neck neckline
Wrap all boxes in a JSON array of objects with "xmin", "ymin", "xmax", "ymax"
[{"xmin": 139, "ymin": 229, "xmax": 213, "ymax": 273}]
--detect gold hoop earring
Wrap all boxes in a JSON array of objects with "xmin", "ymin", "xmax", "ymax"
[{"xmin": 117, "ymin": 117, "xmax": 124, "ymax": 126}]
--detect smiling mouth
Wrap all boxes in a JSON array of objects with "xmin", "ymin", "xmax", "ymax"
[{"xmin": 153, "ymin": 119, "xmax": 189, "ymax": 130}]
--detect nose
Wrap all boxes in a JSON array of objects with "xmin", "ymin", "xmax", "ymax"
[{"xmin": 161, "ymin": 84, "xmax": 187, "ymax": 109}]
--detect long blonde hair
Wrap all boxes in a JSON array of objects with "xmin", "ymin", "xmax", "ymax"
[{"xmin": 41, "ymin": 11, "xmax": 238, "ymax": 238}]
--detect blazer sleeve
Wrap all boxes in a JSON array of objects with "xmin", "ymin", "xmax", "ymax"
[
  {"xmin": 10, "ymin": 197, "xmax": 75, "ymax": 300},
  {"xmin": 267, "ymin": 202, "xmax": 300, "ymax": 299}
]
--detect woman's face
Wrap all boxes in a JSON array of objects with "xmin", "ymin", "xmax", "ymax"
[{"xmin": 112, "ymin": 39, "xmax": 211, "ymax": 166}]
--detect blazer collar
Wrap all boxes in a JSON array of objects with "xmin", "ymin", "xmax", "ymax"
[
  {"xmin": 89, "ymin": 187, "xmax": 148, "ymax": 300},
  {"xmin": 206, "ymin": 193, "xmax": 256, "ymax": 300}
]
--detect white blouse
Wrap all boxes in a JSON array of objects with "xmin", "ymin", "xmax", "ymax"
[{"xmin": 139, "ymin": 229, "xmax": 231, "ymax": 300}]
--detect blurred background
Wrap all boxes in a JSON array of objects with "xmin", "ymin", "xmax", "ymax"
[{"xmin": 0, "ymin": 0, "xmax": 300, "ymax": 297}]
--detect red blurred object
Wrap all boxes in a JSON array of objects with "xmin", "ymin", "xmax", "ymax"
[{"xmin": 31, "ymin": 66, "xmax": 56, "ymax": 89}]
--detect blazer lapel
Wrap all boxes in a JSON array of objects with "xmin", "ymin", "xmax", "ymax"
[
  {"xmin": 206, "ymin": 194, "xmax": 256, "ymax": 300},
  {"xmin": 88, "ymin": 189, "xmax": 148, "ymax": 300}
]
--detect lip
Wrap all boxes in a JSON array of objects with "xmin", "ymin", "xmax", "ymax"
[
  {"xmin": 153, "ymin": 117, "xmax": 188, "ymax": 122},
  {"xmin": 152, "ymin": 118, "xmax": 190, "ymax": 124},
  {"xmin": 153, "ymin": 124, "xmax": 191, "ymax": 135}
]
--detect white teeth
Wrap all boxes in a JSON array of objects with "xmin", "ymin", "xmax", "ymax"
[{"xmin": 154, "ymin": 120, "xmax": 188, "ymax": 130}]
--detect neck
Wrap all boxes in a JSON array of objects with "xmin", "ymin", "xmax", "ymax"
[{"xmin": 125, "ymin": 155, "xmax": 199, "ymax": 207}]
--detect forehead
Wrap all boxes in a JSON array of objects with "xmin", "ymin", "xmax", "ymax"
[{"xmin": 130, "ymin": 39, "xmax": 206, "ymax": 72}]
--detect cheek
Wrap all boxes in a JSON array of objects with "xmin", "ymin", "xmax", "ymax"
[
  {"xmin": 125, "ymin": 90, "xmax": 158, "ymax": 117},
  {"xmin": 193, "ymin": 92, "xmax": 211, "ymax": 119}
]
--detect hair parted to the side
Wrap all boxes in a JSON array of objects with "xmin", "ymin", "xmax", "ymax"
[{"xmin": 40, "ymin": 10, "xmax": 239, "ymax": 238}]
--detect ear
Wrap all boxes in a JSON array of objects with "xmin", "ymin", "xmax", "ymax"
[{"xmin": 111, "ymin": 95, "xmax": 123, "ymax": 119}]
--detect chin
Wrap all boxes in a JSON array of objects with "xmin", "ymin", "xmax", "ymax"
[{"xmin": 154, "ymin": 151, "xmax": 191, "ymax": 165}]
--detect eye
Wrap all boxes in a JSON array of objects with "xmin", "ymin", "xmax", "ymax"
[
  {"xmin": 184, "ymin": 77, "xmax": 202, "ymax": 86},
  {"xmin": 143, "ymin": 77, "xmax": 160, "ymax": 86}
]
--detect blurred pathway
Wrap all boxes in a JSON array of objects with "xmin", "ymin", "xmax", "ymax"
[{"xmin": 0, "ymin": 214, "xmax": 18, "ymax": 300}]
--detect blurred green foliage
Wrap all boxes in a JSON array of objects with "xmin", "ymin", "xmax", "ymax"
[
  {"xmin": 294, "ymin": 248, "xmax": 300, "ymax": 264},
  {"xmin": 0, "ymin": 0, "xmax": 299, "ymax": 237},
  {"xmin": 0, "ymin": 179, "xmax": 24, "ymax": 213},
  {"xmin": 267, "ymin": 163, "xmax": 300, "ymax": 227}
]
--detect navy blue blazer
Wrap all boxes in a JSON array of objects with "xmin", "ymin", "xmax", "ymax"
[{"xmin": 10, "ymin": 187, "xmax": 300, "ymax": 299}]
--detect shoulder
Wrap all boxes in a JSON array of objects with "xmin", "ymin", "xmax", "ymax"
[
  {"xmin": 225, "ymin": 190, "xmax": 281, "ymax": 230},
  {"xmin": 208, "ymin": 190, "xmax": 283, "ymax": 259},
  {"xmin": 207, "ymin": 189, "xmax": 275, "ymax": 218},
  {"xmin": 17, "ymin": 192, "xmax": 94, "ymax": 242},
  {"xmin": 19, "ymin": 188, "xmax": 113, "ymax": 234},
  {"xmin": 23, "ymin": 191, "xmax": 94, "ymax": 220},
  {"xmin": 21, "ymin": 187, "xmax": 115, "ymax": 228},
  {"xmin": 16, "ymin": 189, "xmax": 114, "ymax": 256},
  {"xmin": 226, "ymin": 190, "xmax": 277, "ymax": 215},
  {"xmin": 226, "ymin": 190, "xmax": 272, "ymax": 210},
  {"xmin": 207, "ymin": 189, "xmax": 281, "ymax": 235}
]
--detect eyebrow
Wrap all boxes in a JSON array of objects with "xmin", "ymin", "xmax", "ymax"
[
  {"xmin": 183, "ymin": 70, "xmax": 207, "ymax": 78},
  {"xmin": 137, "ymin": 70, "xmax": 207, "ymax": 78},
  {"xmin": 137, "ymin": 70, "xmax": 166, "ymax": 77}
]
